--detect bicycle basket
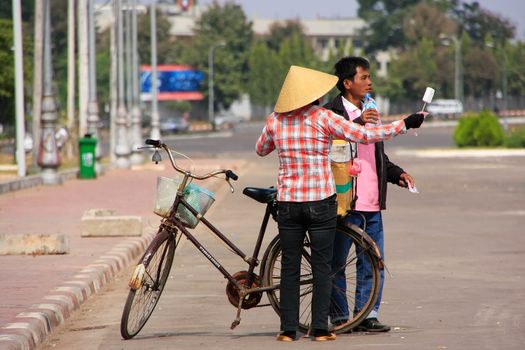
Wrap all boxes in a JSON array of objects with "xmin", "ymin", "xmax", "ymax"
[{"xmin": 153, "ymin": 176, "xmax": 215, "ymax": 228}]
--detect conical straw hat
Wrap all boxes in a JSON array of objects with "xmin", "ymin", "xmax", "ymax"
[{"xmin": 274, "ymin": 65, "xmax": 338, "ymax": 113}]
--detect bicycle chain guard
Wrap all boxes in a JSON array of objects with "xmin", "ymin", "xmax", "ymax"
[{"xmin": 226, "ymin": 271, "xmax": 263, "ymax": 309}]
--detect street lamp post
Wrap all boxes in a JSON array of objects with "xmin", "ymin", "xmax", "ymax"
[
  {"xmin": 440, "ymin": 34, "xmax": 463, "ymax": 104},
  {"xmin": 130, "ymin": 0, "xmax": 144, "ymax": 164},
  {"xmin": 12, "ymin": 0, "xmax": 26, "ymax": 177},
  {"xmin": 452, "ymin": 36, "xmax": 463, "ymax": 104},
  {"xmin": 87, "ymin": 0, "xmax": 102, "ymax": 173},
  {"xmin": 208, "ymin": 41, "xmax": 225, "ymax": 131},
  {"xmin": 115, "ymin": 0, "xmax": 131, "ymax": 168},
  {"xmin": 37, "ymin": 0, "xmax": 62, "ymax": 185},
  {"xmin": 501, "ymin": 47, "xmax": 509, "ymax": 132},
  {"xmin": 149, "ymin": 1, "xmax": 160, "ymax": 140}
]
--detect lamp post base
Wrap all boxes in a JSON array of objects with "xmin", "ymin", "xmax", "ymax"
[{"xmin": 41, "ymin": 168, "xmax": 63, "ymax": 185}]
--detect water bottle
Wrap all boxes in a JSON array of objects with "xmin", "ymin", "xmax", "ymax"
[
  {"xmin": 363, "ymin": 93, "xmax": 377, "ymax": 111},
  {"xmin": 362, "ymin": 93, "xmax": 380, "ymax": 125}
]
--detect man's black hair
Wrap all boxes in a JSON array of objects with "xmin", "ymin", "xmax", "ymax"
[{"xmin": 334, "ymin": 56, "xmax": 370, "ymax": 92}]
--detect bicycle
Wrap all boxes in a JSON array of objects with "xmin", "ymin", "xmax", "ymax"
[{"xmin": 120, "ymin": 139, "xmax": 383, "ymax": 339}]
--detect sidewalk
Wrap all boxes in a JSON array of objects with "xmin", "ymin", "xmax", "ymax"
[{"xmin": 0, "ymin": 157, "xmax": 246, "ymax": 350}]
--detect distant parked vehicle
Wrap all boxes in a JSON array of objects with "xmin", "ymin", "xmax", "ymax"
[
  {"xmin": 160, "ymin": 117, "xmax": 190, "ymax": 134},
  {"xmin": 213, "ymin": 113, "xmax": 242, "ymax": 130},
  {"xmin": 427, "ymin": 99, "xmax": 463, "ymax": 119}
]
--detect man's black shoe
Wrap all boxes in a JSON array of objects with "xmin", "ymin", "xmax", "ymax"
[{"xmin": 355, "ymin": 318, "xmax": 391, "ymax": 332}]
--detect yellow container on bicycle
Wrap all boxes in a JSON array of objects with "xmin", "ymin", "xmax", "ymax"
[
  {"xmin": 154, "ymin": 176, "xmax": 215, "ymax": 228},
  {"xmin": 329, "ymin": 140, "xmax": 355, "ymax": 216}
]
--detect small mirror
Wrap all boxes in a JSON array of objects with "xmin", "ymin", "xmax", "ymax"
[{"xmin": 152, "ymin": 150, "xmax": 162, "ymax": 164}]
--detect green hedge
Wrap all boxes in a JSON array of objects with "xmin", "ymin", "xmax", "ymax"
[
  {"xmin": 453, "ymin": 110, "xmax": 505, "ymax": 147},
  {"xmin": 505, "ymin": 126, "xmax": 525, "ymax": 148}
]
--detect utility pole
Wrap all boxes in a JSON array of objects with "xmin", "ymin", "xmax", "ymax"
[
  {"xmin": 115, "ymin": 0, "xmax": 131, "ymax": 168},
  {"xmin": 452, "ymin": 36, "xmax": 463, "ymax": 104},
  {"xmin": 501, "ymin": 45, "xmax": 509, "ymax": 132},
  {"xmin": 66, "ymin": 0, "xmax": 76, "ymax": 159},
  {"xmin": 87, "ymin": 0, "xmax": 101, "ymax": 172},
  {"xmin": 32, "ymin": 0, "xmax": 44, "ymax": 171},
  {"xmin": 78, "ymin": 0, "xmax": 89, "ymax": 137},
  {"xmin": 110, "ymin": 0, "xmax": 118, "ymax": 163},
  {"xmin": 129, "ymin": 0, "xmax": 144, "ymax": 164},
  {"xmin": 208, "ymin": 42, "xmax": 225, "ymax": 131},
  {"xmin": 13, "ymin": 0, "xmax": 26, "ymax": 177},
  {"xmin": 149, "ymin": 1, "xmax": 160, "ymax": 140}
]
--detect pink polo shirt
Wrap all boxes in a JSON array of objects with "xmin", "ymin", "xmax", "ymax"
[{"xmin": 342, "ymin": 97, "xmax": 380, "ymax": 211}]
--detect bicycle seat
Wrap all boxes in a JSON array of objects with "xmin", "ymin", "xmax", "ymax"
[{"xmin": 242, "ymin": 187, "xmax": 277, "ymax": 204}]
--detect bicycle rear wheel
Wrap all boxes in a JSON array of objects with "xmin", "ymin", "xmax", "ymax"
[
  {"xmin": 262, "ymin": 224, "xmax": 381, "ymax": 334},
  {"xmin": 120, "ymin": 229, "xmax": 177, "ymax": 339}
]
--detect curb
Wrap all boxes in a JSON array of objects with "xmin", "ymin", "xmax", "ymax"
[
  {"xmin": 0, "ymin": 169, "xmax": 78, "ymax": 195},
  {"xmin": 0, "ymin": 231, "xmax": 155, "ymax": 350},
  {"xmin": 394, "ymin": 148, "xmax": 525, "ymax": 158}
]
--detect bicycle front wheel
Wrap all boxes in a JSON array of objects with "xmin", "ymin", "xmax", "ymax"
[
  {"xmin": 262, "ymin": 224, "xmax": 381, "ymax": 334},
  {"xmin": 120, "ymin": 229, "xmax": 177, "ymax": 339}
]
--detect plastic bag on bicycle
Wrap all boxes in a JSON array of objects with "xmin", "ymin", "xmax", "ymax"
[{"xmin": 154, "ymin": 176, "xmax": 215, "ymax": 228}]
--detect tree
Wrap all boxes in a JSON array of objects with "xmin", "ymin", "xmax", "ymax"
[
  {"xmin": 0, "ymin": 19, "xmax": 16, "ymax": 129},
  {"xmin": 403, "ymin": 3, "xmax": 456, "ymax": 45},
  {"xmin": 357, "ymin": 0, "xmax": 420, "ymax": 52},
  {"xmin": 0, "ymin": 17, "xmax": 33, "ymax": 133},
  {"xmin": 247, "ymin": 40, "xmax": 279, "ymax": 110},
  {"xmin": 0, "ymin": 1, "xmax": 34, "ymax": 22},
  {"xmin": 265, "ymin": 20, "xmax": 304, "ymax": 52},
  {"xmin": 463, "ymin": 44, "xmax": 498, "ymax": 97},
  {"xmin": 136, "ymin": 8, "xmax": 177, "ymax": 65},
  {"xmin": 451, "ymin": 1, "xmax": 515, "ymax": 46},
  {"xmin": 500, "ymin": 42, "xmax": 525, "ymax": 97},
  {"xmin": 246, "ymin": 19, "xmax": 328, "ymax": 114},
  {"xmin": 379, "ymin": 38, "xmax": 438, "ymax": 100},
  {"xmin": 357, "ymin": 0, "xmax": 524, "ymax": 101},
  {"xmin": 180, "ymin": 2, "xmax": 253, "ymax": 110}
]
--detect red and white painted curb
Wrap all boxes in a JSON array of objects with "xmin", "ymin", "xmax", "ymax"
[{"xmin": 0, "ymin": 232, "xmax": 155, "ymax": 350}]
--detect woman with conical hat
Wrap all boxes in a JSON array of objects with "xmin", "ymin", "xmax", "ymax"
[{"xmin": 256, "ymin": 65, "xmax": 425, "ymax": 342}]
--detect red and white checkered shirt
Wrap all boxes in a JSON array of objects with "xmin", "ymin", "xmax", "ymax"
[{"xmin": 256, "ymin": 105, "xmax": 406, "ymax": 202}]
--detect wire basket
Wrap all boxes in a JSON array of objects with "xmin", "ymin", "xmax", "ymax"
[{"xmin": 153, "ymin": 176, "xmax": 215, "ymax": 228}]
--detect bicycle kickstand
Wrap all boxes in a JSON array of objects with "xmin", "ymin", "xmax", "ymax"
[{"xmin": 230, "ymin": 292, "xmax": 246, "ymax": 329}]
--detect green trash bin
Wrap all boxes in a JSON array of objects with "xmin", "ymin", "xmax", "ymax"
[{"xmin": 79, "ymin": 134, "xmax": 97, "ymax": 179}]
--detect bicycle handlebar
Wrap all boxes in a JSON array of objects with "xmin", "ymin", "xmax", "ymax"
[{"xmin": 144, "ymin": 139, "xmax": 238, "ymax": 182}]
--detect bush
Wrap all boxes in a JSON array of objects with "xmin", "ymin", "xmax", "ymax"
[
  {"xmin": 505, "ymin": 126, "xmax": 525, "ymax": 148},
  {"xmin": 453, "ymin": 113, "xmax": 479, "ymax": 147},
  {"xmin": 453, "ymin": 110, "xmax": 504, "ymax": 147}
]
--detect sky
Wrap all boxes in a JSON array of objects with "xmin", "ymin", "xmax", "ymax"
[{"xmin": 198, "ymin": 0, "xmax": 525, "ymax": 40}]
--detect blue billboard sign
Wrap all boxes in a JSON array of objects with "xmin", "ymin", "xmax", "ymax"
[{"xmin": 140, "ymin": 65, "xmax": 204, "ymax": 101}]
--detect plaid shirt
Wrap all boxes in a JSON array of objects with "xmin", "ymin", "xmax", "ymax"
[{"xmin": 256, "ymin": 105, "xmax": 406, "ymax": 202}]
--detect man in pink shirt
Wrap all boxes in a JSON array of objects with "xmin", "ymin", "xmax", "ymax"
[{"xmin": 325, "ymin": 56, "xmax": 419, "ymax": 332}]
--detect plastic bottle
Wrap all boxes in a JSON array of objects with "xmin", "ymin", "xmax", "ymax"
[
  {"xmin": 363, "ymin": 93, "xmax": 377, "ymax": 111},
  {"xmin": 362, "ymin": 93, "xmax": 380, "ymax": 125}
]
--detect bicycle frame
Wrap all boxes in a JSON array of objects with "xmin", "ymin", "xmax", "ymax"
[{"xmin": 166, "ymin": 175, "xmax": 278, "ymax": 294}]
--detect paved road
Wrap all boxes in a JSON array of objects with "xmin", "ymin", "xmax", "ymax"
[{"xmin": 33, "ymin": 126, "xmax": 525, "ymax": 350}]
